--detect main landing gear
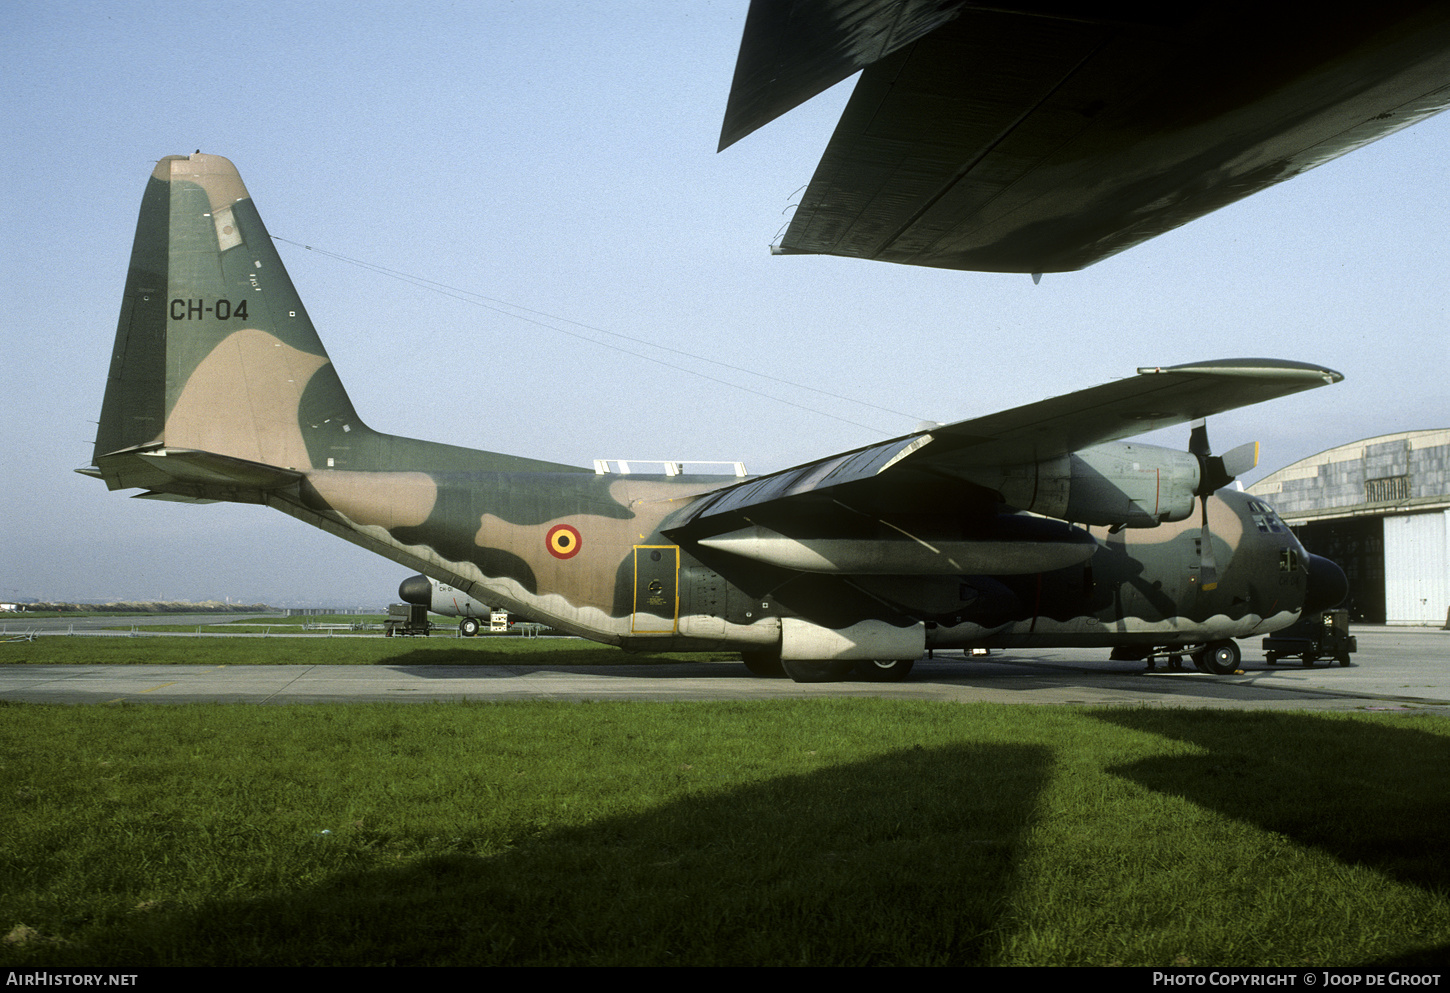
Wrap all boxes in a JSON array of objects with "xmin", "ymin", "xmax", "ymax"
[
  {"xmin": 740, "ymin": 650, "xmax": 785, "ymax": 677},
  {"xmin": 781, "ymin": 659, "xmax": 917, "ymax": 683},
  {"xmin": 854, "ymin": 658, "xmax": 915, "ymax": 682},
  {"xmin": 1133, "ymin": 639, "xmax": 1242, "ymax": 674},
  {"xmin": 1195, "ymin": 639, "xmax": 1242, "ymax": 675}
]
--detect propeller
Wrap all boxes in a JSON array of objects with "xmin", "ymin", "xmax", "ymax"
[{"xmin": 1188, "ymin": 421, "xmax": 1259, "ymax": 591}]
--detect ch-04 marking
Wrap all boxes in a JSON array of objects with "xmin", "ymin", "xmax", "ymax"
[{"xmin": 170, "ymin": 298, "xmax": 250, "ymax": 320}]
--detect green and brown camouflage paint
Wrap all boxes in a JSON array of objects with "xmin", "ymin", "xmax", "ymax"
[{"xmin": 84, "ymin": 154, "xmax": 1344, "ymax": 673}]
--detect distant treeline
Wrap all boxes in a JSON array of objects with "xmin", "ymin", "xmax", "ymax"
[{"xmin": 16, "ymin": 601, "xmax": 274, "ymax": 614}]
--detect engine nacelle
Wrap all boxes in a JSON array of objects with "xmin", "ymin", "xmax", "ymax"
[{"xmin": 977, "ymin": 442, "xmax": 1200, "ymax": 528}]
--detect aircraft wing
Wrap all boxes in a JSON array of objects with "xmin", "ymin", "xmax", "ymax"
[
  {"xmin": 721, "ymin": 0, "xmax": 1450, "ymax": 273},
  {"xmin": 670, "ymin": 358, "xmax": 1341, "ymax": 530}
]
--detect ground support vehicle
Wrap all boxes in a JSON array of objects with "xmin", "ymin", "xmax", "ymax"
[
  {"xmin": 384, "ymin": 603, "xmax": 431, "ymax": 637},
  {"xmin": 1262, "ymin": 609, "xmax": 1356, "ymax": 667}
]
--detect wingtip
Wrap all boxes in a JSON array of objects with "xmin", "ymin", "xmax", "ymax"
[{"xmin": 1138, "ymin": 359, "xmax": 1344, "ymax": 383}]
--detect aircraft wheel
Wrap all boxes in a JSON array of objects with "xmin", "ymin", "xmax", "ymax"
[
  {"xmin": 741, "ymin": 649, "xmax": 785, "ymax": 677},
  {"xmin": 855, "ymin": 658, "xmax": 915, "ymax": 682},
  {"xmin": 1199, "ymin": 640, "xmax": 1241, "ymax": 675},
  {"xmin": 459, "ymin": 617, "xmax": 480, "ymax": 638},
  {"xmin": 781, "ymin": 660, "xmax": 854, "ymax": 683}
]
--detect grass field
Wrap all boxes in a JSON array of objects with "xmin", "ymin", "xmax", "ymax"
[
  {"xmin": 3, "ymin": 688, "xmax": 1449, "ymax": 966},
  {"xmin": 95, "ymin": 612, "xmax": 386, "ymax": 634}
]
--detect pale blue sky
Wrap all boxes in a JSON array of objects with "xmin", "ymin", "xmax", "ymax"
[{"xmin": 3, "ymin": 1, "xmax": 1447, "ymax": 605}]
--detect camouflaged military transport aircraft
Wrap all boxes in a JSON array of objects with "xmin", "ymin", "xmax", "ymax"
[
  {"xmin": 399, "ymin": 574, "xmax": 496, "ymax": 637},
  {"xmin": 81, "ymin": 153, "xmax": 1350, "ymax": 682}
]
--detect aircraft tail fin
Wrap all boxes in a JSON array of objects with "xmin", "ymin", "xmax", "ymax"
[
  {"xmin": 89, "ymin": 153, "xmax": 580, "ymax": 496},
  {"xmin": 94, "ymin": 154, "xmax": 360, "ymax": 475}
]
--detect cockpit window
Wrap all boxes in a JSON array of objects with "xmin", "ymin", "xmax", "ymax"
[{"xmin": 1248, "ymin": 499, "xmax": 1287, "ymax": 534}]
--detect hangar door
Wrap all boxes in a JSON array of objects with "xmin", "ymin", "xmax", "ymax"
[
  {"xmin": 1385, "ymin": 510, "xmax": 1450, "ymax": 626},
  {"xmin": 1295, "ymin": 518, "xmax": 1385, "ymax": 624}
]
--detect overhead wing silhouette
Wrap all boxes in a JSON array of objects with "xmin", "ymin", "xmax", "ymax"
[{"xmin": 721, "ymin": 0, "xmax": 1450, "ymax": 272}]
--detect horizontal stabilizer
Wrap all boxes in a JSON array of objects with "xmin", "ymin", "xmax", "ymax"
[
  {"xmin": 132, "ymin": 491, "xmax": 221, "ymax": 504},
  {"xmin": 84, "ymin": 446, "xmax": 302, "ymax": 503},
  {"xmin": 134, "ymin": 449, "xmax": 304, "ymax": 489}
]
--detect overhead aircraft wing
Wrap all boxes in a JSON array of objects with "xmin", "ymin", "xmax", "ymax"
[
  {"xmin": 669, "ymin": 358, "xmax": 1341, "ymax": 531},
  {"xmin": 721, "ymin": 0, "xmax": 1450, "ymax": 273},
  {"xmin": 718, "ymin": 0, "xmax": 963, "ymax": 151}
]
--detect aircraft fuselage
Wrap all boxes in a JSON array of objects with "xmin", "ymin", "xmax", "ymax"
[{"xmin": 287, "ymin": 463, "xmax": 1314, "ymax": 658}]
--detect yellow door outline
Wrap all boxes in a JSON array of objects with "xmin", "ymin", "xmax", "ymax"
[{"xmin": 632, "ymin": 545, "xmax": 679, "ymax": 634}]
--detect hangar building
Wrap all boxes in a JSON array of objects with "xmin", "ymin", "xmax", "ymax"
[{"xmin": 1247, "ymin": 430, "xmax": 1450, "ymax": 626}]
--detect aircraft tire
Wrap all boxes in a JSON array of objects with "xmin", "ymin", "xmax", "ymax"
[
  {"xmin": 855, "ymin": 659, "xmax": 915, "ymax": 682},
  {"xmin": 781, "ymin": 659, "xmax": 855, "ymax": 683},
  {"xmin": 1199, "ymin": 640, "xmax": 1241, "ymax": 675},
  {"xmin": 741, "ymin": 649, "xmax": 785, "ymax": 678},
  {"xmin": 459, "ymin": 617, "xmax": 480, "ymax": 638}
]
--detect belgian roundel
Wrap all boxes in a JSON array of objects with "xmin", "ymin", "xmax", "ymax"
[{"xmin": 546, "ymin": 524, "xmax": 582, "ymax": 559}]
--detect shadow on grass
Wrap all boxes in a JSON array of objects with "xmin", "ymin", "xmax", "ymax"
[
  {"xmin": 1093, "ymin": 709, "xmax": 1450, "ymax": 965},
  {"xmin": 21, "ymin": 742, "xmax": 1050, "ymax": 966}
]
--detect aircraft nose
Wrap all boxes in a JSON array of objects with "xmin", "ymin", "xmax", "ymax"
[
  {"xmin": 398, "ymin": 574, "xmax": 432, "ymax": 606},
  {"xmin": 1303, "ymin": 553, "xmax": 1348, "ymax": 613}
]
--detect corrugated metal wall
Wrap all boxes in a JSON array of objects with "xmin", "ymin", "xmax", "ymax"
[{"xmin": 1384, "ymin": 510, "xmax": 1450, "ymax": 625}]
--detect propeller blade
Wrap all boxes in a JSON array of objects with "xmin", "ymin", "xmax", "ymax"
[
  {"xmin": 1188, "ymin": 419, "xmax": 1211, "ymax": 458},
  {"xmin": 1199, "ymin": 495, "xmax": 1219, "ymax": 592},
  {"xmin": 1185, "ymin": 420, "xmax": 1246, "ymax": 593},
  {"xmin": 1219, "ymin": 440, "xmax": 1259, "ymax": 479},
  {"xmin": 1190, "ymin": 420, "xmax": 1258, "ymax": 496}
]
